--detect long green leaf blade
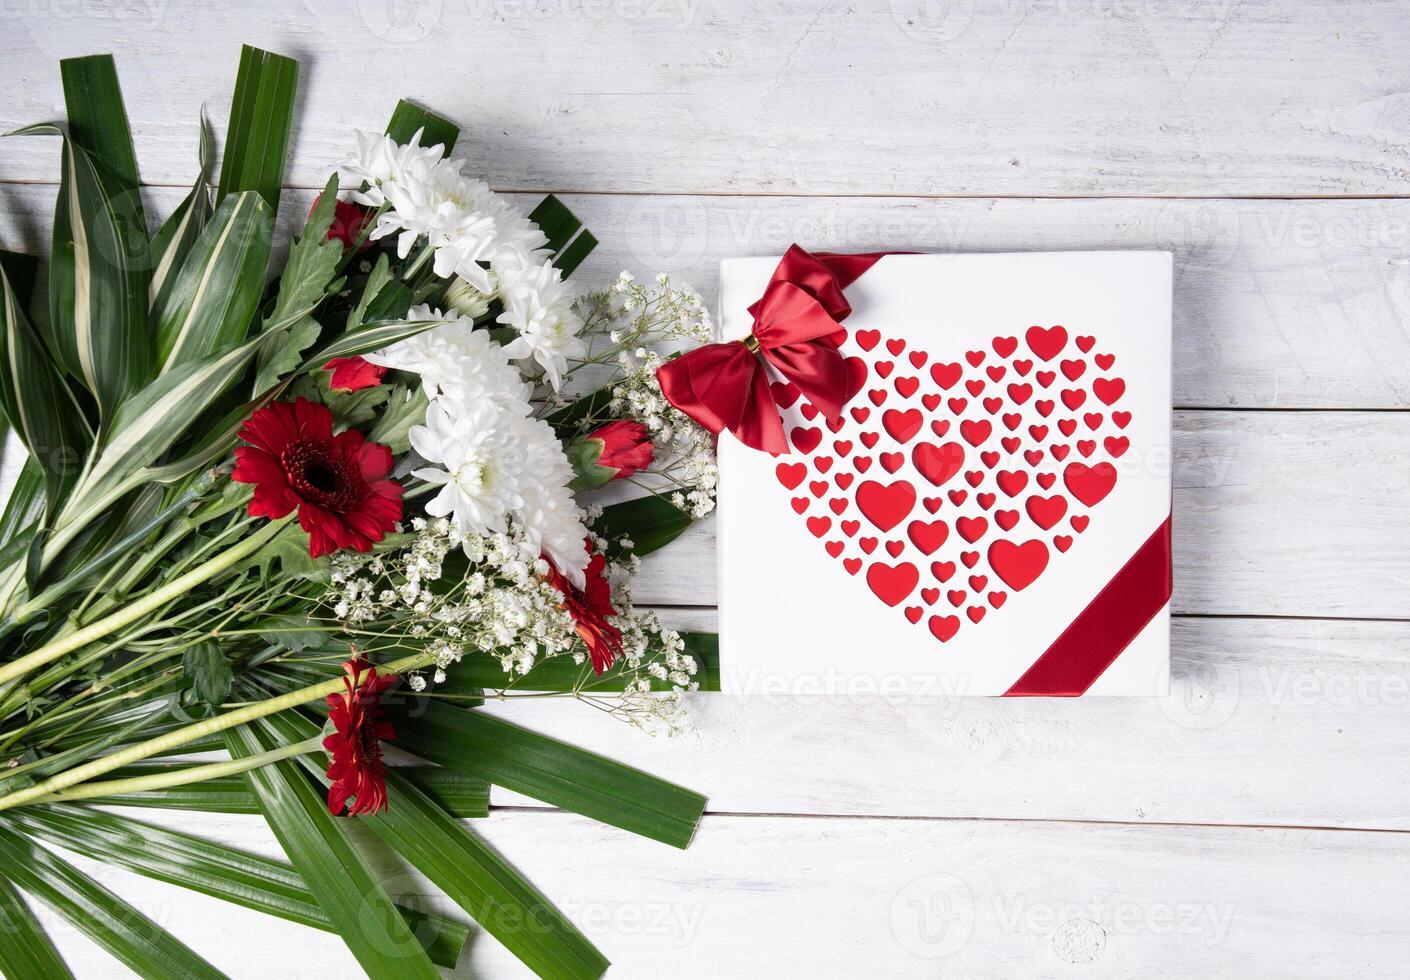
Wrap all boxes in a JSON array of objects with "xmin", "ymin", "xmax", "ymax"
[
  {"xmin": 395, "ymin": 702, "xmax": 706, "ymax": 849},
  {"xmin": 593, "ymin": 494, "xmax": 696, "ymax": 558},
  {"xmin": 8, "ymin": 805, "xmax": 468, "ymax": 969},
  {"xmin": 217, "ymin": 45, "xmax": 298, "ymax": 212},
  {"xmin": 385, "ymin": 100, "xmax": 459, "ymax": 154},
  {"xmin": 13, "ymin": 123, "xmax": 150, "ymax": 414},
  {"xmin": 223, "ymin": 723, "xmax": 441, "ymax": 979},
  {"xmin": 0, "ymin": 873, "xmax": 71, "ymax": 980},
  {"xmin": 441, "ymin": 630, "xmax": 720, "ymax": 693},
  {"xmin": 60, "ymin": 55, "xmax": 142, "ymax": 215},
  {"xmin": 0, "ymin": 263, "xmax": 91, "ymax": 514},
  {"xmin": 0, "ymin": 823, "xmax": 226, "ymax": 979},
  {"xmin": 266, "ymin": 710, "xmax": 607, "ymax": 979},
  {"xmin": 150, "ymin": 118, "xmax": 215, "ymax": 313},
  {"xmin": 0, "ymin": 458, "xmax": 44, "ymax": 550},
  {"xmin": 155, "ymin": 191, "xmax": 273, "ymax": 371}
]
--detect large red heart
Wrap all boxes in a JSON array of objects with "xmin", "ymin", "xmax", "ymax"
[{"xmin": 775, "ymin": 324, "xmax": 1130, "ymax": 644}]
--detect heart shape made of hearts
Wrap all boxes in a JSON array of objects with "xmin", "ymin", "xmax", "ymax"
[{"xmin": 772, "ymin": 324, "xmax": 1130, "ymax": 645}]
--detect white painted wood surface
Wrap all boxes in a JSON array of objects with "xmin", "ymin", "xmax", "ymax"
[{"xmin": 5, "ymin": 1, "xmax": 1410, "ymax": 976}]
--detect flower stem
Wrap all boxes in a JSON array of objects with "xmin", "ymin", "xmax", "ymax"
[
  {"xmin": 28, "ymin": 734, "xmax": 325, "ymax": 805},
  {"xmin": 0, "ymin": 515, "xmax": 291, "ymax": 692},
  {"xmin": 0, "ymin": 650, "xmax": 432, "ymax": 813}
]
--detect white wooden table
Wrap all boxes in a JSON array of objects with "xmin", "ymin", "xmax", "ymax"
[{"xmin": 6, "ymin": 2, "xmax": 1410, "ymax": 976}]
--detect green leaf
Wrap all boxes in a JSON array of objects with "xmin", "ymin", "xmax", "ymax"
[
  {"xmin": 555, "ymin": 229, "xmax": 598, "ymax": 278},
  {"xmin": 255, "ymin": 612, "xmax": 324, "ymax": 653},
  {"xmin": 306, "ymin": 314, "xmax": 448, "ymax": 367},
  {"xmin": 150, "ymin": 117, "xmax": 215, "ymax": 314},
  {"xmin": 346, "ymin": 253, "xmax": 413, "ymax": 334},
  {"xmin": 394, "ymin": 702, "xmax": 706, "ymax": 849},
  {"xmin": 217, "ymin": 45, "xmax": 298, "ymax": 211},
  {"xmin": 182, "ymin": 641, "xmax": 234, "ymax": 707},
  {"xmin": 60, "ymin": 54, "xmax": 142, "ymax": 215},
  {"xmin": 12, "ymin": 124, "xmax": 150, "ymax": 416},
  {"xmin": 0, "ymin": 822, "xmax": 225, "ymax": 979},
  {"xmin": 385, "ymin": 100, "xmax": 459, "ymax": 154},
  {"xmin": 593, "ymin": 494, "xmax": 696, "ymax": 558},
  {"xmin": 90, "ymin": 763, "xmax": 489, "ymax": 818},
  {"xmin": 232, "ymin": 520, "xmax": 329, "ymax": 584},
  {"xmin": 155, "ymin": 191, "xmax": 274, "ymax": 371},
  {"xmin": 223, "ymin": 722, "xmax": 441, "ymax": 979},
  {"xmin": 527, "ymin": 195, "xmax": 596, "ymax": 278},
  {"xmin": 0, "ymin": 263, "xmax": 92, "ymax": 515},
  {"xmin": 0, "ymin": 872, "xmax": 71, "ymax": 980},
  {"xmin": 268, "ymin": 709, "xmax": 607, "ymax": 979},
  {"xmin": 7, "ymin": 805, "xmax": 468, "ymax": 970},
  {"xmin": 0, "ymin": 458, "xmax": 44, "ymax": 550},
  {"xmin": 253, "ymin": 174, "xmax": 344, "ymax": 392},
  {"xmin": 367, "ymin": 384, "xmax": 428, "ymax": 454}
]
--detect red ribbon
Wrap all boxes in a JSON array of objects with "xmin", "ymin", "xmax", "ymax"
[
  {"xmin": 1004, "ymin": 517, "xmax": 1173, "ymax": 696},
  {"xmin": 657, "ymin": 245, "xmax": 888, "ymax": 454}
]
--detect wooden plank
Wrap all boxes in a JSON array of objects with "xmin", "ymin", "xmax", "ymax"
[
  {"xmin": 495, "ymin": 613, "xmax": 1410, "ymax": 831},
  {"xmin": 2, "ymin": 2, "xmax": 1408, "ymax": 196},
  {"xmin": 3, "ymin": 184, "xmax": 1410, "ymax": 409},
  {"xmin": 29, "ymin": 808, "xmax": 1410, "ymax": 978},
  {"xmin": 628, "ymin": 410, "xmax": 1410, "ymax": 614}
]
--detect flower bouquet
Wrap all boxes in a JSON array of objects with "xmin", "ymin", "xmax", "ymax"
[{"xmin": 0, "ymin": 46, "xmax": 719, "ymax": 978}]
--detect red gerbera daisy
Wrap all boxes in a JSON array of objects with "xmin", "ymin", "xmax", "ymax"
[
  {"xmin": 545, "ymin": 542, "xmax": 623, "ymax": 674},
  {"xmin": 232, "ymin": 397, "xmax": 403, "ymax": 557},
  {"xmin": 323, "ymin": 658, "xmax": 398, "ymax": 816}
]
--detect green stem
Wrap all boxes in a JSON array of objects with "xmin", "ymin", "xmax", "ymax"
[
  {"xmin": 0, "ymin": 515, "xmax": 291, "ymax": 692},
  {"xmin": 30, "ymin": 734, "xmax": 324, "ymax": 805},
  {"xmin": 0, "ymin": 649, "xmax": 433, "ymax": 813}
]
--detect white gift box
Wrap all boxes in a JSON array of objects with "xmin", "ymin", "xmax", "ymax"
[{"xmin": 716, "ymin": 251, "xmax": 1172, "ymax": 696}]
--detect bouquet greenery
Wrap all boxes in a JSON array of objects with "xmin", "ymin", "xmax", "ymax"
[{"xmin": 0, "ymin": 45, "xmax": 719, "ymax": 978}]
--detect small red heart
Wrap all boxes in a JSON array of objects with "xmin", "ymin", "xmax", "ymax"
[
  {"xmin": 1035, "ymin": 399, "xmax": 1055, "ymax": 417},
  {"xmin": 1104, "ymin": 436, "xmax": 1129, "ymax": 457},
  {"xmin": 1060, "ymin": 389, "xmax": 1086, "ymax": 410},
  {"xmin": 923, "ymin": 496, "xmax": 943, "ymax": 513},
  {"xmin": 996, "ymin": 470, "xmax": 1028, "ymax": 496},
  {"xmin": 995, "ymin": 509, "xmax": 1019, "ymax": 531},
  {"xmin": 980, "ymin": 450, "xmax": 1000, "ymax": 468},
  {"xmin": 965, "ymin": 470, "xmax": 984, "ymax": 488},
  {"xmin": 809, "ymin": 480, "xmax": 828, "ymax": 497},
  {"xmin": 989, "ymin": 591, "xmax": 1007, "ymax": 608},
  {"xmin": 968, "ymin": 574, "xmax": 988, "ymax": 591},
  {"xmin": 905, "ymin": 605, "xmax": 923, "ymax": 624},
  {"xmin": 1077, "ymin": 439, "xmax": 1096, "ymax": 457},
  {"xmin": 1026, "ymin": 325, "xmax": 1068, "ymax": 361},
  {"xmin": 875, "ymin": 360, "xmax": 894, "ymax": 379},
  {"xmin": 880, "ymin": 452, "xmax": 905, "ymax": 473},
  {"xmin": 1012, "ymin": 359, "xmax": 1032, "ymax": 376},
  {"xmin": 771, "ymin": 381, "xmax": 800, "ymax": 407},
  {"xmin": 860, "ymin": 537, "xmax": 878, "ymax": 554},
  {"xmin": 967, "ymin": 606, "xmax": 986, "ymax": 624},
  {"xmin": 908, "ymin": 519, "xmax": 950, "ymax": 555},
  {"xmin": 930, "ymin": 419, "xmax": 950, "ymax": 436},
  {"xmin": 857, "ymin": 479, "xmax": 917, "ymax": 532},
  {"xmin": 986, "ymin": 365, "xmax": 1006, "ymax": 382},
  {"xmin": 1007, "ymin": 382, "xmax": 1032, "ymax": 404},
  {"xmin": 1060, "ymin": 358, "xmax": 1086, "ymax": 381},
  {"xmin": 886, "ymin": 540, "xmax": 905, "ymax": 558},
  {"xmin": 983, "ymin": 396, "xmax": 1003, "ymax": 414},
  {"xmin": 1024, "ymin": 449, "xmax": 1044, "ymax": 465},
  {"xmin": 895, "ymin": 376, "xmax": 919, "ymax": 398},
  {"xmin": 860, "ymin": 432, "xmax": 880, "ymax": 449},
  {"xmin": 1112, "ymin": 411, "xmax": 1131, "ymax": 429},
  {"xmin": 869, "ymin": 389, "xmax": 888, "ymax": 406},
  {"xmin": 929, "ymin": 615, "xmax": 960, "ymax": 641},
  {"xmin": 1029, "ymin": 424, "xmax": 1048, "ymax": 441},
  {"xmin": 1071, "ymin": 515, "xmax": 1090, "ymax": 532},
  {"xmin": 1064, "ymin": 461, "xmax": 1117, "ymax": 507},
  {"xmin": 851, "ymin": 406, "xmax": 871, "ymax": 424},
  {"xmin": 855, "ymin": 457, "xmax": 873, "ymax": 473},
  {"xmin": 1025, "ymin": 494, "xmax": 1068, "ymax": 530},
  {"xmin": 833, "ymin": 439, "xmax": 853, "ymax": 457},
  {"xmin": 922, "ymin": 393, "xmax": 941, "ymax": 410},
  {"xmin": 947, "ymin": 589, "xmax": 967, "ymax": 607},
  {"xmin": 988, "ymin": 538, "xmax": 1050, "ymax": 591},
  {"xmin": 948, "ymin": 489, "xmax": 967, "ymax": 505},
  {"xmin": 1001, "ymin": 437, "xmax": 1021, "ymax": 454},
  {"xmin": 841, "ymin": 519, "xmax": 860, "ymax": 536},
  {"xmin": 827, "ymin": 417, "xmax": 845, "ymax": 433},
  {"xmin": 800, "ymin": 402, "xmax": 819, "ymax": 421},
  {"xmin": 930, "ymin": 362, "xmax": 962, "ymax": 389},
  {"xmin": 1084, "ymin": 412, "xmax": 1103, "ymax": 431},
  {"xmin": 844, "ymin": 557, "xmax": 862, "ymax": 574},
  {"xmin": 931, "ymin": 561, "xmax": 955, "ymax": 582},
  {"xmin": 826, "ymin": 540, "xmax": 844, "ymax": 558},
  {"xmin": 1058, "ymin": 419, "xmax": 1077, "ymax": 436},
  {"xmin": 956, "ymin": 516, "xmax": 988, "ymax": 543},
  {"xmin": 836, "ymin": 472, "xmax": 855, "ymax": 490},
  {"xmin": 776, "ymin": 463, "xmax": 806, "ymax": 490},
  {"xmin": 792, "ymin": 426, "xmax": 822, "ymax": 453},
  {"xmin": 1048, "ymin": 447, "xmax": 1069, "ymax": 463},
  {"xmin": 814, "ymin": 457, "xmax": 833, "ymax": 474},
  {"xmin": 791, "ymin": 497, "xmax": 809, "ymax": 514},
  {"xmin": 855, "ymin": 329, "xmax": 881, "ymax": 351},
  {"xmin": 829, "ymin": 497, "xmax": 849, "ymax": 515},
  {"xmin": 910, "ymin": 351, "xmax": 928, "ymax": 368},
  {"xmin": 1053, "ymin": 535, "xmax": 1073, "ymax": 553},
  {"xmin": 921, "ymin": 587, "xmax": 940, "ymax": 604},
  {"xmin": 1095, "ymin": 353, "xmax": 1115, "ymax": 370},
  {"xmin": 961, "ymin": 550, "xmax": 980, "ymax": 568},
  {"xmin": 960, "ymin": 419, "xmax": 991, "ymax": 446},
  {"xmin": 965, "ymin": 350, "xmax": 985, "ymax": 366},
  {"xmin": 1036, "ymin": 370, "xmax": 1056, "ymax": 389},
  {"xmin": 976, "ymin": 492, "xmax": 995, "ymax": 510},
  {"xmin": 883, "ymin": 408, "xmax": 923, "ymax": 443},
  {"xmin": 886, "ymin": 338, "xmax": 906, "ymax": 356},
  {"xmin": 866, "ymin": 561, "xmax": 918, "ymax": 606},
  {"xmin": 1093, "ymin": 377, "xmax": 1126, "ymax": 405},
  {"xmin": 967, "ymin": 380, "xmax": 987, "ymax": 397},
  {"xmin": 993, "ymin": 335, "xmax": 1018, "ymax": 357},
  {"xmin": 1076, "ymin": 335, "xmax": 1095, "ymax": 352}
]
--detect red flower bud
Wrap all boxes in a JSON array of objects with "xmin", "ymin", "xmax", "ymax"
[
  {"xmin": 568, "ymin": 420, "xmax": 653, "ymax": 490},
  {"xmin": 324, "ymin": 356, "xmax": 387, "ymax": 392},
  {"xmin": 310, "ymin": 196, "xmax": 374, "ymax": 251}
]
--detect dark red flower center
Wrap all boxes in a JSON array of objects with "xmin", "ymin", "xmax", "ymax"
[{"xmin": 282, "ymin": 441, "xmax": 367, "ymax": 512}]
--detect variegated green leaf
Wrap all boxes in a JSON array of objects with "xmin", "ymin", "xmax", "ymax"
[
  {"xmin": 155, "ymin": 191, "xmax": 273, "ymax": 372},
  {"xmin": 10, "ymin": 124, "xmax": 150, "ymax": 416},
  {"xmin": 149, "ymin": 118, "xmax": 215, "ymax": 313},
  {"xmin": 306, "ymin": 316, "xmax": 451, "ymax": 366},
  {"xmin": 0, "ymin": 264, "xmax": 91, "ymax": 515}
]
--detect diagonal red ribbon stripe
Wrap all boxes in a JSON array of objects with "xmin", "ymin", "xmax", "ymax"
[{"xmin": 1004, "ymin": 516, "xmax": 1173, "ymax": 697}]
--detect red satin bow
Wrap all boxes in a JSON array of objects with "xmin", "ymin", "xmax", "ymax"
[{"xmin": 656, "ymin": 245, "xmax": 887, "ymax": 454}]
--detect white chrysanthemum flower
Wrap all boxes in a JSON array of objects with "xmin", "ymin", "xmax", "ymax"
[
  {"xmin": 338, "ymin": 128, "xmax": 444, "ymax": 208},
  {"xmin": 367, "ymin": 305, "xmax": 529, "ymax": 407},
  {"xmin": 496, "ymin": 256, "xmax": 585, "ymax": 391},
  {"xmin": 515, "ymin": 416, "xmax": 590, "ymax": 584},
  {"xmin": 410, "ymin": 400, "xmax": 524, "ymax": 539},
  {"xmin": 444, "ymin": 275, "xmax": 493, "ymax": 320}
]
